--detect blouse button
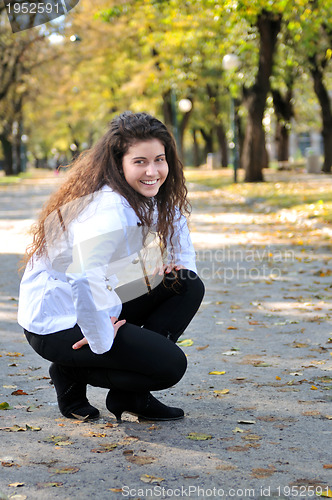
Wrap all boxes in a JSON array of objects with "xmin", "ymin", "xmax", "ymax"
[
  {"xmin": 106, "ymin": 285, "xmax": 112, "ymax": 291},
  {"xmin": 132, "ymin": 257, "xmax": 139, "ymax": 264}
]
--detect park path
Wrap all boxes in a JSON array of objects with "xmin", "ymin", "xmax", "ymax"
[{"xmin": 0, "ymin": 171, "xmax": 331, "ymax": 500}]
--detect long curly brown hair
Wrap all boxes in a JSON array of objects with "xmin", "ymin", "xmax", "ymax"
[{"xmin": 25, "ymin": 111, "xmax": 190, "ymax": 264}]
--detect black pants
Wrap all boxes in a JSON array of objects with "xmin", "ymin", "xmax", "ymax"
[{"xmin": 24, "ymin": 269, "xmax": 204, "ymax": 392}]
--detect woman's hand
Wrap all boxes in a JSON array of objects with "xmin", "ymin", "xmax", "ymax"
[
  {"xmin": 156, "ymin": 263, "xmax": 185, "ymax": 276},
  {"xmin": 72, "ymin": 337, "xmax": 88, "ymax": 350},
  {"xmin": 72, "ymin": 317, "xmax": 126, "ymax": 350},
  {"xmin": 111, "ymin": 316, "xmax": 126, "ymax": 336}
]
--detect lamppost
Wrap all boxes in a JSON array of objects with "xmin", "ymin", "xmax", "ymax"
[
  {"xmin": 178, "ymin": 98, "xmax": 193, "ymax": 114},
  {"xmin": 222, "ymin": 54, "xmax": 240, "ymax": 183},
  {"xmin": 171, "ymin": 94, "xmax": 193, "ymax": 154}
]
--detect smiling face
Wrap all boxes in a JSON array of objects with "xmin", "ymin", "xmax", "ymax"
[{"xmin": 122, "ymin": 139, "xmax": 169, "ymax": 197}]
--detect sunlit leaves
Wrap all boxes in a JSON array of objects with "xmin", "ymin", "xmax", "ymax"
[{"xmin": 186, "ymin": 432, "xmax": 213, "ymax": 440}]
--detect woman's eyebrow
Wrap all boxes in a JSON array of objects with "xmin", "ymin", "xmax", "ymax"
[{"xmin": 132, "ymin": 153, "xmax": 166, "ymax": 159}]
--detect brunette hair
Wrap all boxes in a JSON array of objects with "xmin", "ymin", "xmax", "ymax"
[{"xmin": 25, "ymin": 111, "xmax": 190, "ymax": 263}]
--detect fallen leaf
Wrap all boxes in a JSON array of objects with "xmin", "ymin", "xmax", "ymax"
[
  {"xmin": 0, "ymin": 425, "xmax": 26, "ymax": 432},
  {"xmin": 84, "ymin": 432, "xmax": 107, "ymax": 438},
  {"xmin": 253, "ymin": 362, "xmax": 271, "ymax": 367},
  {"xmin": 216, "ymin": 464, "xmax": 237, "ymax": 471},
  {"xmin": 319, "ymin": 488, "xmax": 332, "ymax": 498},
  {"xmin": 177, "ymin": 339, "xmax": 194, "ymax": 347},
  {"xmin": 323, "ymin": 465, "xmax": 332, "ymax": 469},
  {"xmin": 311, "ymin": 385, "xmax": 318, "ymax": 390},
  {"xmin": 242, "ymin": 434, "xmax": 262, "ymax": 441},
  {"xmin": 226, "ymin": 443, "xmax": 260, "ymax": 451},
  {"xmin": 3, "ymin": 385, "xmax": 17, "ymax": 389},
  {"xmin": 91, "ymin": 443, "xmax": 117, "ymax": 453},
  {"xmin": 196, "ymin": 345, "xmax": 209, "ymax": 351},
  {"xmin": 49, "ymin": 467, "xmax": 79, "ymax": 474},
  {"xmin": 125, "ymin": 455, "xmax": 155, "ymax": 465},
  {"xmin": 209, "ymin": 371, "xmax": 226, "ymax": 375},
  {"xmin": 214, "ymin": 389, "xmax": 229, "ymax": 395},
  {"xmin": 0, "ymin": 402, "xmax": 12, "ymax": 410},
  {"xmin": 26, "ymin": 405, "xmax": 41, "ymax": 412},
  {"xmin": 9, "ymin": 482, "xmax": 25, "ymax": 487},
  {"xmin": 44, "ymin": 435, "xmax": 70, "ymax": 445},
  {"xmin": 251, "ymin": 466, "xmax": 276, "ymax": 478},
  {"xmin": 6, "ymin": 352, "xmax": 24, "ymax": 357},
  {"xmin": 292, "ymin": 342, "xmax": 309, "ymax": 348},
  {"xmin": 276, "ymin": 376, "xmax": 281, "ymax": 380},
  {"xmin": 232, "ymin": 427, "xmax": 245, "ymax": 433},
  {"xmin": 55, "ymin": 440, "xmax": 73, "ymax": 447},
  {"xmin": 36, "ymin": 482, "xmax": 63, "ymax": 488},
  {"xmin": 109, "ymin": 488, "xmax": 123, "ymax": 493},
  {"xmin": 237, "ymin": 420, "xmax": 256, "ymax": 424},
  {"xmin": 227, "ymin": 326, "xmax": 238, "ymax": 330},
  {"xmin": 25, "ymin": 424, "xmax": 41, "ymax": 431},
  {"xmin": 186, "ymin": 432, "xmax": 213, "ymax": 441},
  {"xmin": 140, "ymin": 474, "xmax": 164, "ymax": 484},
  {"xmin": 2, "ymin": 461, "xmax": 20, "ymax": 467},
  {"xmin": 11, "ymin": 390, "xmax": 28, "ymax": 396}
]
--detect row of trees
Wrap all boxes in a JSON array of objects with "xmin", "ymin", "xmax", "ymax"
[{"xmin": 0, "ymin": 0, "xmax": 331, "ymax": 181}]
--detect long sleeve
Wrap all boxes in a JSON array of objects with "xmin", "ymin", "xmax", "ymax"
[
  {"xmin": 48, "ymin": 192, "xmax": 125, "ymax": 354},
  {"xmin": 167, "ymin": 212, "xmax": 197, "ymax": 273}
]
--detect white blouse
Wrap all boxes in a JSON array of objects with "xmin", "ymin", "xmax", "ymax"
[{"xmin": 18, "ymin": 186, "xmax": 197, "ymax": 354}]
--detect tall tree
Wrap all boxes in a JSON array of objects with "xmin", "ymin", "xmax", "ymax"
[{"xmin": 240, "ymin": 9, "xmax": 282, "ymax": 181}]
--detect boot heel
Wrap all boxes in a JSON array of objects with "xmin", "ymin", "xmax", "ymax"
[{"xmin": 106, "ymin": 391, "xmax": 124, "ymax": 423}]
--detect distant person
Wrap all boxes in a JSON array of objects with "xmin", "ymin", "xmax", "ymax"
[{"xmin": 18, "ymin": 112, "xmax": 204, "ymax": 422}]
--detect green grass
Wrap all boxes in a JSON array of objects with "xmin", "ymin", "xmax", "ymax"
[
  {"xmin": 185, "ymin": 168, "xmax": 332, "ymax": 224},
  {"xmin": 0, "ymin": 171, "xmax": 33, "ymax": 185}
]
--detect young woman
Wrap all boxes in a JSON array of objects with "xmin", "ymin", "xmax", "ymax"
[{"xmin": 18, "ymin": 111, "xmax": 204, "ymax": 423}]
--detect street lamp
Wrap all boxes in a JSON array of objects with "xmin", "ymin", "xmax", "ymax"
[
  {"xmin": 222, "ymin": 54, "xmax": 240, "ymax": 182},
  {"xmin": 178, "ymin": 98, "xmax": 193, "ymax": 113},
  {"xmin": 170, "ymin": 94, "xmax": 193, "ymax": 152}
]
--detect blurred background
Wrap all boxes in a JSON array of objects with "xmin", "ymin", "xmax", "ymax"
[{"xmin": 0, "ymin": 0, "xmax": 331, "ymax": 182}]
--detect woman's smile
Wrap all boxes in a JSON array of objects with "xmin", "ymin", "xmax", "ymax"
[{"xmin": 122, "ymin": 139, "xmax": 169, "ymax": 197}]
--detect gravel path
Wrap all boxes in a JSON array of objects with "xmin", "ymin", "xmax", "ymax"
[{"xmin": 0, "ymin": 171, "xmax": 331, "ymax": 500}]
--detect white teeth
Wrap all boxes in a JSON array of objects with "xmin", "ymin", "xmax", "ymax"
[{"xmin": 140, "ymin": 180, "xmax": 158, "ymax": 185}]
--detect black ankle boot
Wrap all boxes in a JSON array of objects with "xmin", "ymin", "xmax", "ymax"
[
  {"xmin": 106, "ymin": 389, "xmax": 184, "ymax": 423},
  {"xmin": 49, "ymin": 363, "xmax": 99, "ymax": 420}
]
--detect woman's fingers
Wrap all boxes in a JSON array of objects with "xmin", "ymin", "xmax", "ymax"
[
  {"xmin": 72, "ymin": 337, "xmax": 89, "ymax": 350},
  {"xmin": 111, "ymin": 316, "xmax": 126, "ymax": 337}
]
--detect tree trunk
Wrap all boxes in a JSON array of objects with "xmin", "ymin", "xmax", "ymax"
[
  {"xmin": 241, "ymin": 10, "xmax": 282, "ymax": 182},
  {"xmin": 178, "ymin": 103, "xmax": 193, "ymax": 162},
  {"xmin": 310, "ymin": 56, "xmax": 332, "ymax": 173},
  {"xmin": 272, "ymin": 88, "xmax": 294, "ymax": 162},
  {"xmin": 0, "ymin": 134, "xmax": 14, "ymax": 175},
  {"xmin": 275, "ymin": 122, "xmax": 289, "ymax": 162},
  {"xmin": 215, "ymin": 124, "xmax": 228, "ymax": 167},
  {"xmin": 206, "ymin": 84, "xmax": 228, "ymax": 167},
  {"xmin": 235, "ymin": 98, "xmax": 244, "ymax": 167},
  {"xmin": 192, "ymin": 129, "xmax": 201, "ymax": 167},
  {"xmin": 162, "ymin": 90, "xmax": 173, "ymax": 129},
  {"xmin": 200, "ymin": 128, "xmax": 214, "ymax": 161}
]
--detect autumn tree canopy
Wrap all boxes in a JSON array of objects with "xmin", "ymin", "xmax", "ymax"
[{"xmin": 0, "ymin": 0, "xmax": 331, "ymax": 179}]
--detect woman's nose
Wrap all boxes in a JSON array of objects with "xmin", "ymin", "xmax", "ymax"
[{"xmin": 145, "ymin": 163, "xmax": 157, "ymax": 175}]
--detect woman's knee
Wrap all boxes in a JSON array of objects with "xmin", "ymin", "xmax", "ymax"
[
  {"xmin": 179, "ymin": 269, "xmax": 205, "ymax": 302},
  {"xmin": 158, "ymin": 344, "xmax": 187, "ymax": 387}
]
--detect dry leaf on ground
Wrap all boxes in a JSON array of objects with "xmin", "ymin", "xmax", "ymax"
[{"xmin": 186, "ymin": 432, "xmax": 213, "ymax": 440}]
